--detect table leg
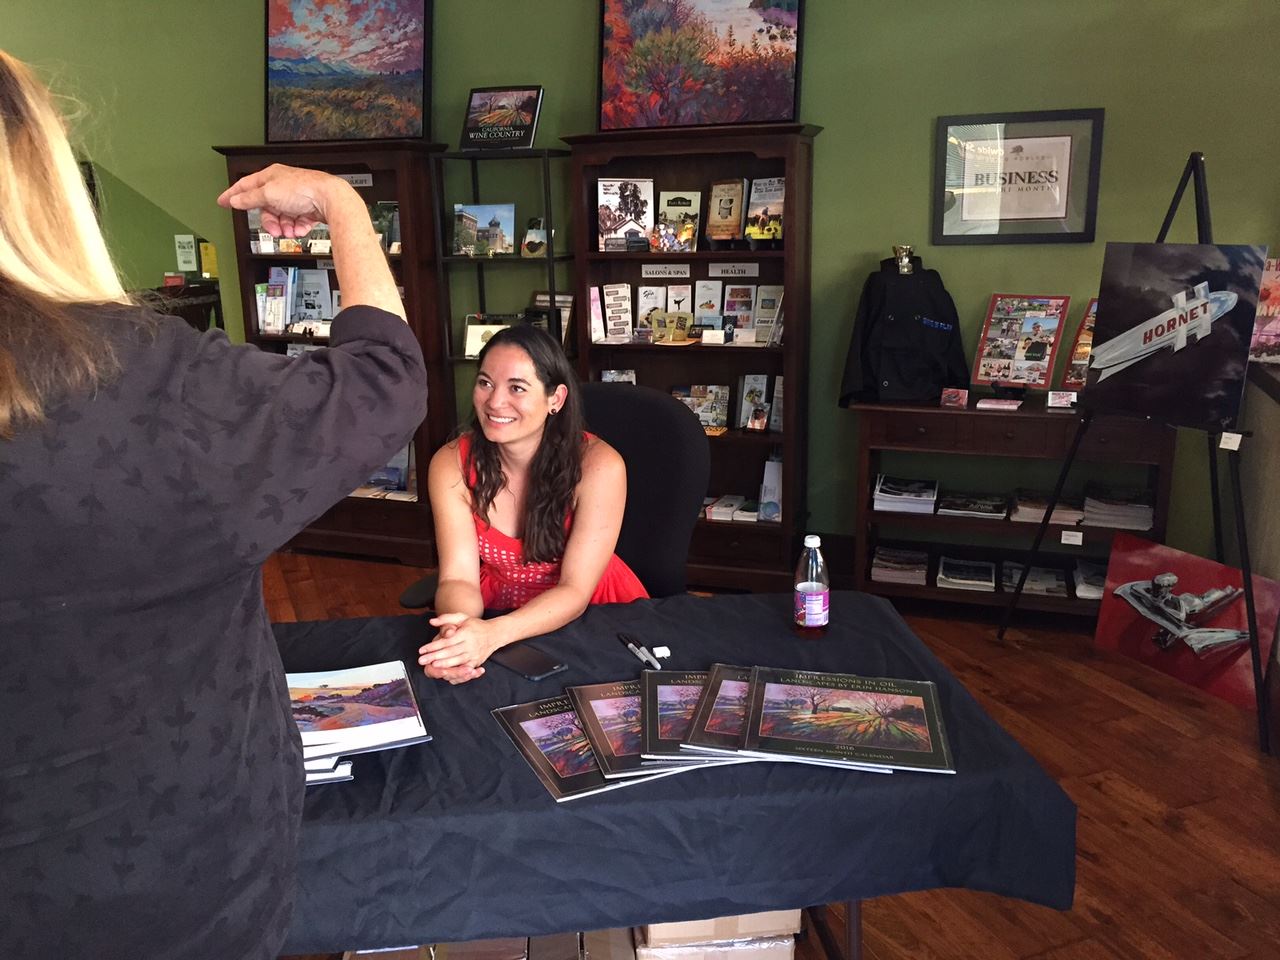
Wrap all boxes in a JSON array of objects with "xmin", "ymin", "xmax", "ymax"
[
  {"xmin": 803, "ymin": 902, "xmax": 862, "ymax": 960},
  {"xmin": 845, "ymin": 900, "xmax": 862, "ymax": 960}
]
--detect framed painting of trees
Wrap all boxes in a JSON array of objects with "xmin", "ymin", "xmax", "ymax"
[{"xmin": 598, "ymin": 0, "xmax": 803, "ymax": 130}]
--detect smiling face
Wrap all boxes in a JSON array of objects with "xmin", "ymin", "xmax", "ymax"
[{"xmin": 473, "ymin": 343, "xmax": 567, "ymax": 448}]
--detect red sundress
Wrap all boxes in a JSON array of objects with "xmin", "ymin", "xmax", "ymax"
[{"xmin": 457, "ymin": 434, "xmax": 649, "ymax": 610}]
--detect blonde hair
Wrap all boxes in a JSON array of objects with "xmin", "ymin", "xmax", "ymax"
[{"xmin": 0, "ymin": 50, "xmax": 132, "ymax": 438}]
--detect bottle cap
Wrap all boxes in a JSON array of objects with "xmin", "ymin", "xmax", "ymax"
[{"xmin": 804, "ymin": 534, "xmax": 821, "ymax": 548}]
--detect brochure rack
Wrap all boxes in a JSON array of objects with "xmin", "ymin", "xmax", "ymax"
[{"xmin": 215, "ymin": 141, "xmax": 453, "ymax": 566}]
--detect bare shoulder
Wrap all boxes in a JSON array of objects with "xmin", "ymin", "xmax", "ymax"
[
  {"xmin": 582, "ymin": 434, "xmax": 625, "ymax": 479},
  {"xmin": 429, "ymin": 438, "xmax": 466, "ymax": 487}
]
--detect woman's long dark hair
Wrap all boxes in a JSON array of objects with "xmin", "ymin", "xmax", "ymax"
[{"xmin": 466, "ymin": 323, "xmax": 584, "ymax": 563}]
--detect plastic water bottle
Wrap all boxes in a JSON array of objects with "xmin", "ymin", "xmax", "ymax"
[{"xmin": 793, "ymin": 534, "xmax": 829, "ymax": 636}]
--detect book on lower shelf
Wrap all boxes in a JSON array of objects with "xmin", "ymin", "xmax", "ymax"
[
  {"xmin": 287, "ymin": 660, "xmax": 432, "ymax": 779},
  {"xmin": 351, "ymin": 444, "xmax": 416, "ymax": 501},
  {"xmin": 1073, "ymin": 559, "xmax": 1107, "ymax": 600},
  {"xmin": 706, "ymin": 494, "xmax": 745, "ymax": 521},
  {"xmin": 1000, "ymin": 561, "xmax": 1069, "ymax": 597},
  {"xmin": 1011, "ymin": 490, "xmax": 1084, "ymax": 525},
  {"xmin": 1082, "ymin": 484, "xmax": 1154, "ymax": 530},
  {"xmin": 740, "ymin": 666, "xmax": 955, "ymax": 774},
  {"xmin": 936, "ymin": 556, "xmax": 997, "ymax": 592},
  {"xmin": 871, "ymin": 546, "xmax": 929, "ymax": 585},
  {"xmin": 874, "ymin": 475, "xmax": 939, "ymax": 514},
  {"xmin": 935, "ymin": 493, "xmax": 1009, "ymax": 519}
]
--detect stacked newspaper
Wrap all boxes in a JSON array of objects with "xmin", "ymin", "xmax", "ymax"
[
  {"xmin": 1001, "ymin": 562, "xmax": 1069, "ymax": 597},
  {"xmin": 288, "ymin": 660, "xmax": 432, "ymax": 786},
  {"xmin": 1073, "ymin": 560, "xmax": 1108, "ymax": 600},
  {"xmin": 873, "ymin": 474, "xmax": 938, "ymax": 514},
  {"xmin": 871, "ymin": 546, "xmax": 929, "ymax": 585},
  {"xmin": 936, "ymin": 556, "xmax": 996, "ymax": 592},
  {"xmin": 935, "ymin": 493, "xmax": 1009, "ymax": 519},
  {"xmin": 1010, "ymin": 490, "xmax": 1084, "ymax": 525},
  {"xmin": 1082, "ymin": 485, "xmax": 1154, "ymax": 530}
]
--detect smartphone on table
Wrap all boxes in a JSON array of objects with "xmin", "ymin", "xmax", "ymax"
[{"xmin": 488, "ymin": 643, "xmax": 567, "ymax": 681}]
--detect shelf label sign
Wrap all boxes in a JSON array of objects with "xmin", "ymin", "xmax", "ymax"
[
  {"xmin": 641, "ymin": 263, "xmax": 690, "ymax": 278},
  {"xmin": 315, "ymin": 259, "xmax": 336, "ymax": 270},
  {"xmin": 1060, "ymin": 530, "xmax": 1084, "ymax": 546},
  {"xmin": 338, "ymin": 173, "xmax": 373, "ymax": 187},
  {"xmin": 708, "ymin": 262, "xmax": 760, "ymax": 278}
]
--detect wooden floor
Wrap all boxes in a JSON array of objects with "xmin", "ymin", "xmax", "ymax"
[{"xmin": 266, "ymin": 552, "xmax": 1280, "ymax": 960}]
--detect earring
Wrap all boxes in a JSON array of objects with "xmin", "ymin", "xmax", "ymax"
[{"xmin": 549, "ymin": 407, "xmax": 558, "ymax": 416}]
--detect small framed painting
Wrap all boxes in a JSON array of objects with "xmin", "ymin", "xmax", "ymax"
[
  {"xmin": 266, "ymin": 1, "xmax": 431, "ymax": 143},
  {"xmin": 463, "ymin": 321, "xmax": 511, "ymax": 359},
  {"xmin": 933, "ymin": 109, "xmax": 1103, "ymax": 245},
  {"xmin": 598, "ymin": 0, "xmax": 804, "ymax": 130},
  {"xmin": 460, "ymin": 86, "xmax": 544, "ymax": 149},
  {"xmin": 453, "ymin": 203, "xmax": 516, "ymax": 256},
  {"xmin": 1060, "ymin": 297, "xmax": 1098, "ymax": 390},
  {"xmin": 971, "ymin": 293, "xmax": 1071, "ymax": 389}
]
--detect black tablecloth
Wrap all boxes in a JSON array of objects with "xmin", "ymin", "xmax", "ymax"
[{"xmin": 275, "ymin": 592, "xmax": 1075, "ymax": 954}]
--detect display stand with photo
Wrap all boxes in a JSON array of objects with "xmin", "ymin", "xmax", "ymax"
[
  {"xmin": 971, "ymin": 293, "xmax": 1070, "ymax": 393},
  {"xmin": 997, "ymin": 152, "xmax": 1272, "ymax": 754}
]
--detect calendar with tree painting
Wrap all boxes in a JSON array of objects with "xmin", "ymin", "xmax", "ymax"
[
  {"xmin": 492, "ymin": 695, "xmax": 629, "ymax": 802},
  {"xmin": 972, "ymin": 293, "xmax": 1071, "ymax": 388}
]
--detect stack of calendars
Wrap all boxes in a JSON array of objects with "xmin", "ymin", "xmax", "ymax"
[
  {"xmin": 681, "ymin": 663, "xmax": 954, "ymax": 774},
  {"xmin": 493, "ymin": 675, "xmax": 745, "ymax": 802},
  {"xmin": 1082, "ymin": 485, "xmax": 1154, "ymax": 530},
  {"xmin": 936, "ymin": 556, "xmax": 997, "ymax": 592},
  {"xmin": 1010, "ymin": 490, "xmax": 1085, "ymax": 525},
  {"xmin": 935, "ymin": 493, "xmax": 1009, "ymax": 519},
  {"xmin": 873, "ymin": 475, "xmax": 938, "ymax": 514},
  {"xmin": 1000, "ymin": 562, "xmax": 1069, "ymax": 597},
  {"xmin": 287, "ymin": 661, "xmax": 432, "ymax": 786},
  {"xmin": 1073, "ymin": 560, "xmax": 1108, "ymax": 600},
  {"xmin": 870, "ymin": 546, "xmax": 929, "ymax": 585},
  {"xmin": 493, "ymin": 663, "xmax": 955, "ymax": 800}
]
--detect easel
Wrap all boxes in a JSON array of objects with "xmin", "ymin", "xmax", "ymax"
[{"xmin": 996, "ymin": 152, "xmax": 1272, "ymax": 754}]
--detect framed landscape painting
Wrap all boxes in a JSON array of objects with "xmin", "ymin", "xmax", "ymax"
[
  {"xmin": 599, "ymin": 0, "xmax": 803, "ymax": 130},
  {"xmin": 266, "ymin": 0, "xmax": 431, "ymax": 142}
]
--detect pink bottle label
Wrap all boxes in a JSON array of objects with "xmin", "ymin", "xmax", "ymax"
[{"xmin": 794, "ymin": 588, "xmax": 829, "ymax": 627}]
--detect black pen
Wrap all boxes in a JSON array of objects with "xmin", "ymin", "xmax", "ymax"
[{"xmin": 617, "ymin": 633, "xmax": 662, "ymax": 670}]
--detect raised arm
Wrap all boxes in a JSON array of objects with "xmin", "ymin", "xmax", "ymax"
[
  {"xmin": 218, "ymin": 164, "xmax": 405, "ymax": 321},
  {"xmin": 418, "ymin": 437, "xmax": 627, "ymax": 682}
]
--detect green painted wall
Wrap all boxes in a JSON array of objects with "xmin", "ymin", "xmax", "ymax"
[{"xmin": 9, "ymin": 0, "xmax": 1278, "ymax": 559}]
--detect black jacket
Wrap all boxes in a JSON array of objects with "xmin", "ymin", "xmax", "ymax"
[
  {"xmin": 839, "ymin": 257, "xmax": 969, "ymax": 404},
  {"xmin": 0, "ymin": 304, "xmax": 427, "ymax": 960}
]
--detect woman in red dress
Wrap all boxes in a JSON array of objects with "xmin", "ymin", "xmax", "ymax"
[{"xmin": 418, "ymin": 324, "xmax": 646, "ymax": 683}]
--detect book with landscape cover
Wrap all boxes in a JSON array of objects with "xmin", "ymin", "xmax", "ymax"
[
  {"xmin": 493, "ymin": 695, "xmax": 632, "ymax": 802},
  {"xmin": 682, "ymin": 663, "xmax": 755, "ymax": 756},
  {"xmin": 567, "ymin": 679, "xmax": 656, "ymax": 778},
  {"xmin": 494, "ymin": 695, "xmax": 683, "ymax": 801},
  {"xmin": 287, "ymin": 660, "xmax": 431, "ymax": 763},
  {"xmin": 642, "ymin": 670, "xmax": 727, "ymax": 761},
  {"xmin": 741, "ymin": 667, "xmax": 955, "ymax": 774}
]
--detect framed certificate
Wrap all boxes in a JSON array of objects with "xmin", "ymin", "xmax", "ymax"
[{"xmin": 933, "ymin": 109, "xmax": 1103, "ymax": 245}]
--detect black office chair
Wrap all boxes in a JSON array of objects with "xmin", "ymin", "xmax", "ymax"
[{"xmin": 399, "ymin": 382, "xmax": 709, "ymax": 607}]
